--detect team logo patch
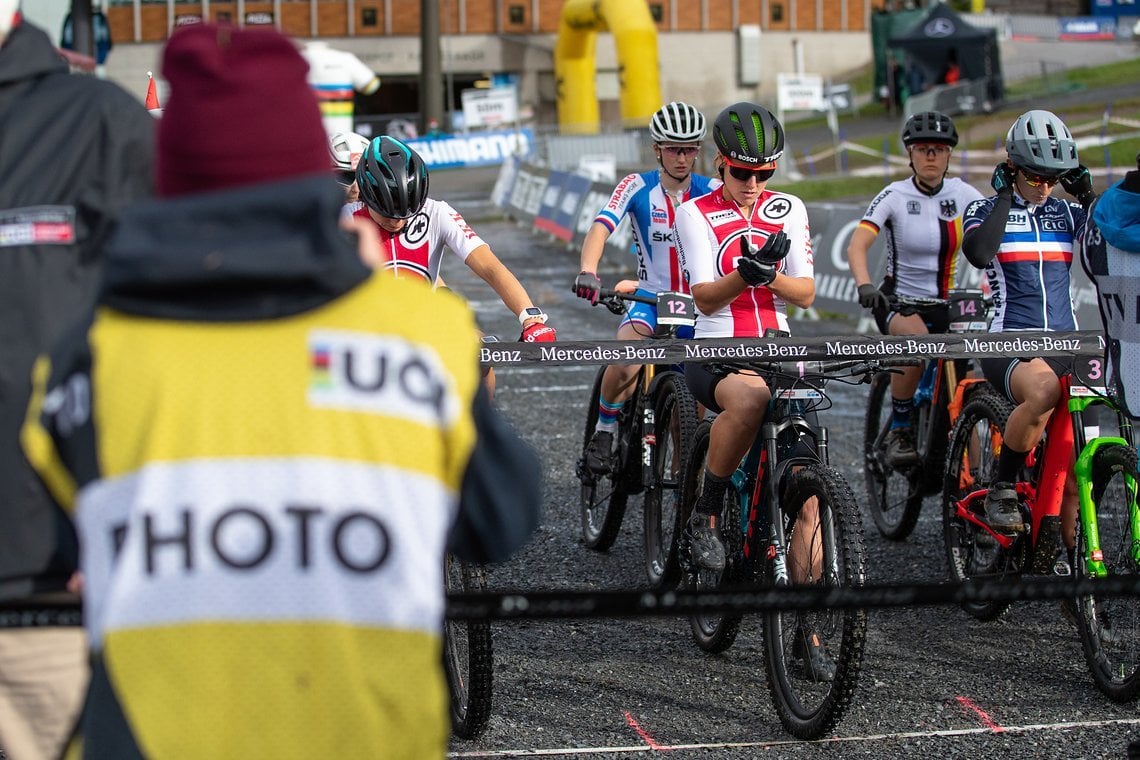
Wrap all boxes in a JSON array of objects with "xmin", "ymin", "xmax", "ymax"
[
  {"xmin": 907, "ymin": 201, "xmax": 921, "ymax": 215},
  {"xmin": 402, "ymin": 212, "xmax": 430, "ymax": 245},
  {"xmin": 651, "ymin": 204, "xmax": 669, "ymax": 225},
  {"xmin": 940, "ymin": 199, "xmax": 958, "ymax": 218},
  {"xmin": 761, "ymin": 197, "xmax": 792, "ymax": 219},
  {"xmin": 707, "ymin": 210, "xmax": 737, "ymax": 226}
]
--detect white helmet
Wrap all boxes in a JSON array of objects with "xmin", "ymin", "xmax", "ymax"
[
  {"xmin": 0, "ymin": 0, "xmax": 20, "ymax": 38},
  {"xmin": 328, "ymin": 131, "xmax": 371, "ymax": 172},
  {"xmin": 649, "ymin": 102, "xmax": 707, "ymax": 144}
]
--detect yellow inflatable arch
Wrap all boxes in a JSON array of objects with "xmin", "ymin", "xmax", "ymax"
[{"xmin": 554, "ymin": 0, "xmax": 662, "ymax": 135}]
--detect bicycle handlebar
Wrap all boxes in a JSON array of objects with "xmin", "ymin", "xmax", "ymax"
[{"xmin": 711, "ymin": 357, "xmax": 922, "ymax": 382}]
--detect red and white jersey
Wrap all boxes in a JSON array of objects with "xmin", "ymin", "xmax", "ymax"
[
  {"xmin": 344, "ymin": 198, "xmax": 486, "ymax": 284},
  {"xmin": 676, "ymin": 189, "xmax": 814, "ymax": 338}
]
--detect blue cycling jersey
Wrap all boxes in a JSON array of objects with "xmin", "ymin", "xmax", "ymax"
[{"xmin": 963, "ymin": 193, "xmax": 1087, "ymax": 332}]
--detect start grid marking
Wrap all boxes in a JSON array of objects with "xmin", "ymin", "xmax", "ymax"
[{"xmin": 450, "ymin": 716, "xmax": 1140, "ymax": 757}]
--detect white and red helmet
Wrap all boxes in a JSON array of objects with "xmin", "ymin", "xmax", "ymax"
[
  {"xmin": 0, "ymin": 0, "xmax": 21, "ymax": 39},
  {"xmin": 328, "ymin": 131, "xmax": 371, "ymax": 172}
]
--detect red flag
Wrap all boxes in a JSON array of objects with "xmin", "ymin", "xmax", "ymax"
[{"xmin": 145, "ymin": 72, "xmax": 160, "ymax": 111}]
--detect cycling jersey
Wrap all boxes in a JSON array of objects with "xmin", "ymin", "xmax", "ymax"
[
  {"xmin": 1083, "ymin": 182, "xmax": 1140, "ymax": 419},
  {"xmin": 594, "ymin": 170, "xmax": 719, "ymax": 294},
  {"xmin": 963, "ymin": 193, "xmax": 1086, "ymax": 332},
  {"xmin": 300, "ymin": 41, "xmax": 380, "ymax": 136},
  {"xmin": 345, "ymin": 197, "xmax": 485, "ymax": 284},
  {"xmin": 675, "ymin": 189, "xmax": 814, "ymax": 338},
  {"xmin": 858, "ymin": 177, "xmax": 982, "ymax": 298}
]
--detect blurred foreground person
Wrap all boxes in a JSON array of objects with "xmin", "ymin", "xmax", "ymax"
[
  {"xmin": 0, "ymin": 2, "xmax": 153, "ymax": 757},
  {"xmin": 21, "ymin": 23, "xmax": 539, "ymax": 759}
]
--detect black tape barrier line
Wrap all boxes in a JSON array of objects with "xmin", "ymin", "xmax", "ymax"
[
  {"xmin": 4, "ymin": 575, "xmax": 1137, "ymax": 627},
  {"xmin": 446, "ymin": 575, "xmax": 1140, "ymax": 622},
  {"xmin": 483, "ymin": 330, "xmax": 1104, "ymax": 367}
]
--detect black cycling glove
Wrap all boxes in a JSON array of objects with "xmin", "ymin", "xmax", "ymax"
[
  {"xmin": 857, "ymin": 283, "xmax": 889, "ymax": 311},
  {"xmin": 990, "ymin": 163, "xmax": 1016, "ymax": 196},
  {"xmin": 1060, "ymin": 165, "xmax": 1096, "ymax": 207}
]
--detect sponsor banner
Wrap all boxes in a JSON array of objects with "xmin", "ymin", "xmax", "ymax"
[
  {"xmin": 553, "ymin": 174, "xmax": 592, "ymax": 244},
  {"xmin": 490, "ymin": 155, "xmax": 521, "ymax": 210},
  {"xmin": 405, "ymin": 128, "xmax": 534, "ymax": 169},
  {"xmin": 504, "ymin": 164, "xmax": 550, "ymax": 226},
  {"xmin": 533, "ymin": 171, "xmax": 572, "ymax": 241},
  {"xmin": 1058, "ymin": 16, "xmax": 1117, "ymax": 39},
  {"xmin": 479, "ymin": 331, "xmax": 1104, "ymax": 367}
]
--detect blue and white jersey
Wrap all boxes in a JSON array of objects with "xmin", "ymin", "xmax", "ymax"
[
  {"xmin": 593, "ymin": 170, "xmax": 719, "ymax": 294},
  {"xmin": 963, "ymin": 193, "xmax": 1087, "ymax": 332}
]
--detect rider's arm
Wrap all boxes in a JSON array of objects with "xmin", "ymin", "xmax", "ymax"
[
  {"xmin": 464, "ymin": 244, "xmax": 542, "ymax": 323},
  {"xmin": 961, "ymin": 194, "xmax": 1011, "ymax": 269},
  {"xmin": 768, "ymin": 274, "xmax": 815, "ymax": 309},
  {"xmin": 579, "ymin": 221, "xmax": 610, "ymax": 274},
  {"xmin": 846, "ymin": 225, "xmax": 878, "ymax": 287}
]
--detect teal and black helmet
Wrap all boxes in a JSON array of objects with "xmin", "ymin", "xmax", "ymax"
[
  {"xmin": 712, "ymin": 102, "xmax": 785, "ymax": 166},
  {"xmin": 357, "ymin": 135, "xmax": 430, "ymax": 219}
]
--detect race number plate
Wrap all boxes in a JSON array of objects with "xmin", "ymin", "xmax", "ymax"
[
  {"xmin": 1069, "ymin": 355, "xmax": 1107, "ymax": 396},
  {"xmin": 656, "ymin": 291, "xmax": 695, "ymax": 328},
  {"xmin": 948, "ymin": 290, "xmax": 988, "ymax": 333}
]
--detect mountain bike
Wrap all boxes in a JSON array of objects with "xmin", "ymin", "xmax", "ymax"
[
  {"xmin": 576, "ymin": 286, "xmax": 699, "ymax": 588},
  {"xmin": 863, "ymin": 289, "xmax": 997, "ymax": 540},
  {"xmin": 443, "ymin": 554, "xmax": 493, "ymax": 738},
  {"xmin": 679, "ymin": 356, "xmax": 905, "ymax": 739},
  {"xmin": 942, "ymin": 355, "xmax": 1139, "ymax": 697}
]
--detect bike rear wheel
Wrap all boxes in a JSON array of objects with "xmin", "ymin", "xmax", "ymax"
[
  {"xmin": 443, "ymin": 555, "xmax": 494, "ymax": 739},
  {"xmin": 763, "ymin": 463, "xmax": 867, "ymax": 740},
  {"xmin": 644, "ymin": 373, "xmax": 699, "ymax": 589},
  {"xmin": 578, "ymin": 367, "xmax": 629, "ymax": 551},
  {"xmin": 1076, "ymin": 443, "xmax": 1140, "ymax": 702},
  {"xmin": 942, "ymin": 388, "xmax": 1016, "ymax": 621},
  {"xmin": 863, "ymin": 371, "xmax": 924, "ymax": 541},
  {"xmin": 680, "ymin": 419, "xmax": 743, "ymax": 653}
]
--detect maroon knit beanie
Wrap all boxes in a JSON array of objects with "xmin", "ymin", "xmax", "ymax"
[{"xmin": 156, "ymin": 23, "xmax": 329, "ymax": 197}]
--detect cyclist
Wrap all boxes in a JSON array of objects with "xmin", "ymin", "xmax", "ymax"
[
  {"xmin": 1082, "ymin": 153, "xmax": 1140, "ymax": 422},
  {"xmin": 346, "ymin": 135, "xmax": 556, "ymax": 345},
  {"xmin": 847, "ymin": 111, "xmax": 982, "ymax": 466},
  {"xmin": 329, "ymin": 130, "xmax": 370, "ymax": 203},
  {"xmin": 573, "ymin": 101, "xmax": 718, "ymax": 474},
  {"xmin": 961, "ymin": 109, "xmax": 1096, "ymax": 562},
  {"xmin": 675, "ymin": 102, "xmax": 832, "ymax": 680}
]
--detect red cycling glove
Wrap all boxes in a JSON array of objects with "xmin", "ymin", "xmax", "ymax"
[{"xmin": 520, "ymin": 323, "xmax": 557, "ymax": 343}]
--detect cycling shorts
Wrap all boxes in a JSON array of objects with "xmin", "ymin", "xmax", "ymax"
[
  {"xmin": 874, "ymin": 277, "xmax": 950, "ymax": 335},
  {"xmin": 979, "ymin": 356, "xmax": 1067, "ymax": 404},
  {"xmin": 619, "ymin": 287, "xmax": 694, "ymax": 339}
]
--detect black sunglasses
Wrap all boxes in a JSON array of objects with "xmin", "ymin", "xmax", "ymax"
[
  {"xmin": 727, "ymin": 165, "xmax": 776, "ymax": 182},
  {"xmin": 335, "ymin": 170, "xmax": 357, "ymax": 187}
]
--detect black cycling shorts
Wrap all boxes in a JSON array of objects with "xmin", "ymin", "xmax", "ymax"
[
  {"xmin": 873, "ymin": 277, "xmax": 950, "ymax": 335},
  {"xmin": 979, "ymin": 356, "xmax": 1067, "ymax": 403},
  {"xmin": 685, "ymin": 360, "xmax": 725, "ymax": 414}
]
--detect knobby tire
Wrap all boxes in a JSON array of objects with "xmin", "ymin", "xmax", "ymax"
[
  {"xmin": 864, "ymin": 371, "xmax": 924, "ymax": 541},
  {"xmin": 444, "ymin": 555, "xmax": 494, "ymax": 739},
  {"xmin": 644, "ymin": 373, "xmax": 699, "ymax": 589},
  {"xmin": 763, "ymin": 463, "xmax": 867, "ymax": 740},
  {"xmin": 579, "ymin": 367, "xmax": 628, "ymax": 551}
]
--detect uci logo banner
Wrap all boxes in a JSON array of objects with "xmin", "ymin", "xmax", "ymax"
[{"xmin": 307, "ymin": 330, "xmax": 459, "ymax": 426}]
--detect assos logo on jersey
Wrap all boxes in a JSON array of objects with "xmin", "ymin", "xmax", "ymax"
[{"xmin": 308, "ymin": 330, "xmax": 457, "ymax": 425}]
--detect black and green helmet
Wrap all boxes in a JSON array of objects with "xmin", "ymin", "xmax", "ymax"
[
  {"xmin": 712, "ymin": 102, "xmax": 785, "ymax": 166},
  {"xmin": 357, "ymin": 135, "xmax": 430, "ymax": 219}
]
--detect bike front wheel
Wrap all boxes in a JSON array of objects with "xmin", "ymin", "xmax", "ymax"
[
  {"xmin": 578, "ymin": 367, "xmax": 629, "ymax": 551},
  {"xmin": 1075, "ymin": 443, "xmax": 1140, "ymax": 702},
  {"xmin": 941, "ymin": 388, "xmax": 1016, "ymax": 621},
  {"xmin": 763, "ymin": 463, "xmax": 867, "ymax": 740},
  {"xmin": 863, "ymin": 371, "xmax": 924, "ymax": 541},
  {"xmin": 443, "ymin": 554, "xmax": 494, "ymax": 739},
  {"xmin": 680, "ymin": 419, "xmax": 743, "ymax": 653},
  {"xmin": 644, "ymin": 373, "xmax": 699, "ymax": 589}
]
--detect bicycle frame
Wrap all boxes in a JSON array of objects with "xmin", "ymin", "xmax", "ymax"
[{"xmin": 1071, "ymin": 384, "xmax": 1140, "ymax": 576}]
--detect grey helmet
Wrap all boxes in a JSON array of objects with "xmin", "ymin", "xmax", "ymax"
[
  {"xmin": 356, "ymin": 135, "xmax": 430, "ymax": 219},
  {"xmin": 1005, "ymin": 110, "xmax": 1078, "ymax": 175},
  {"xmin": 649, "ymin": 101, "xmax": 707, "ymax": 143}
]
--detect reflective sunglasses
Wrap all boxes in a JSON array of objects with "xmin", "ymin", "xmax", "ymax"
[
  {"xmin": 660, "ymin": 146, "xmax": 700, "ymax": 157},
  {"xmin": 1019, "ymin": 168, "xmax": 1061, "ymax": 188},
  {"xmin": 335, "ymin": 170, "xmax": 357, "ymax": 187},
  {"xmin": 909, "ymin": 143, "xmax": 951, "ymax": 157},
  {"xmin": 727, "ymin": 165, "xmax": 776, "ymax": 182}
]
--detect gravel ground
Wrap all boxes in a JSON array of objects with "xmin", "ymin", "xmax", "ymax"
[{"xmin": 433, "ymin": 211, "xmax": 1140, "ymax": 759}]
